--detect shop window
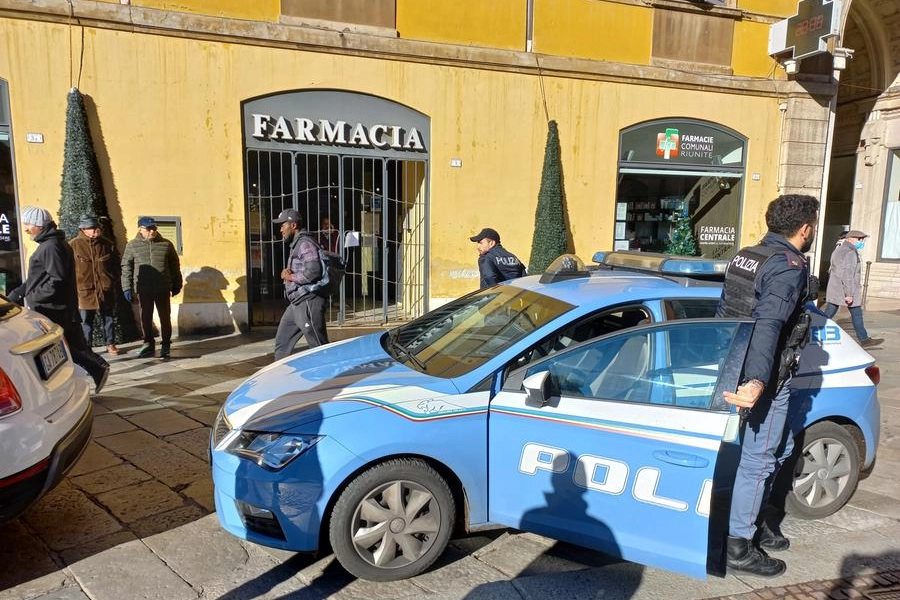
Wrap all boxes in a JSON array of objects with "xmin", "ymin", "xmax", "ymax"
[
  {"xmin": 616, "ymin": 119, "xmax": 745, "ymax": 259},
  {"xmin": 651, "ymin": 4, "xmax": 734, "ymax": 70},
  {"xmin": 145, "ymin": 216, "xmax": 183, "ymax": 255},
  {"xmin": 281, "ymin": 0, "xmax": 396, "ymax": 30},
  {"xmin": 0, "ymin": 80, "xmax": 22, "ymax": 296},
  {"xmin": 880, "ymin": 150, "xmax": 900, "ymax": 261}
]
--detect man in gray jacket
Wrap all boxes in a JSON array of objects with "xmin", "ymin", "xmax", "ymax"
[
  {"xmin": 822, "ymin": 229, "xmax": 882, "ymax": 348},
  {"xmin": 121, "ymin": 217, "xmax": 182, "ymax": 358}
]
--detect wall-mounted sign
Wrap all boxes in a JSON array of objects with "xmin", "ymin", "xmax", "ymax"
[
  {"xmin": 768, "ymin": 0, "xmax": 842, "ymax": 60},
  {"xmin": 243, "ymin": 90, "xmax": 431, "ymax": 158},
  {"xmin": 25, "ymin": 132, "xmax": 44, "ymax": 143},
  {"xmin": 620, "ymin": 119, "xmax": 744, "ymax": 168}
]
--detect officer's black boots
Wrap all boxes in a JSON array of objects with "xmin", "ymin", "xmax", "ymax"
[
  {"xmin": 726, "ymin": 536, "xmax": 787, "ymax": 577},
  {"xmin": 756, "ymin": 522, "xmax": 790, "ymax": 551}
]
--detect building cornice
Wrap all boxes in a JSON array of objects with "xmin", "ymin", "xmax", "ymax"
[{"xmin": 0, "ymin": 0, "xmax": 827, "ymax": 99}]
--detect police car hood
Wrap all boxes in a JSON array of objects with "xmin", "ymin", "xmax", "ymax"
[{"xmin": 223, "ymin": 333, "xmax": 461, "ymax": 430}]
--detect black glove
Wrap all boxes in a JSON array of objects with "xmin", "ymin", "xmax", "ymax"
[{"xmin": 171, "ymin": 286, "xmax": 181, "ymax": 297}]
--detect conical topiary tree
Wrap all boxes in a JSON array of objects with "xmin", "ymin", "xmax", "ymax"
[
  {"xmin": 528, "ymin": 120, "xmax": 567, "ymax": 274},
  {"xmin": 58, "ymin": 87, "xmax": 140, "ymax": 345},
  {"xmin": 666, "ymin": 216, "xmax": 699, "ymax": 256},
  {"xmin": 59, "ymin": 88, "xmax": 107, "ymax": 239}
]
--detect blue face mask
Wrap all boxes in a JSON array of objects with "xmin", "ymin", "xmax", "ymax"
[{"xmin": 854, "ymin": 241, "xmax": 865, "ymax": 250}]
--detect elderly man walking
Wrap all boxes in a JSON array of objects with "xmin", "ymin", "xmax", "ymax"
[
  {"xmin": 70, "ymin": 214, "xmax": 120, "ymax": 355},
  {"xmin": 7, "ymin": 206, "xmax": 109, "ymax": 391},
  {"xmin": 121, "ymin": 216, "xmax": 182, "ymax": 358},
  {"xmin": 821, "ymin": 229, "xmax": 883, "ymax": 348}
]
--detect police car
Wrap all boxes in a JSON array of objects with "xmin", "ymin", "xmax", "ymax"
[{"xmin": 210, "ymin": 251, "xmax": 880, "ymax": 582}]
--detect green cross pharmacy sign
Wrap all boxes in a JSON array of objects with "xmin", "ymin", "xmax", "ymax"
[{"xmin": 768, "ymin": 0, "xmax": 842, "ymax": 61}]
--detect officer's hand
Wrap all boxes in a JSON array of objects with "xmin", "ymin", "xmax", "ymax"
[
  {"xmin": 723, "ymin": 380, "xmax": 764, "ymax": 409},
  {"xmin": 124, "ymin": 290, "xmax": 133, "ymax": 303}
]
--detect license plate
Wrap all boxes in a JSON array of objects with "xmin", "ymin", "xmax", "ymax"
[{"xmin": 36, "ymin": 342, "xmax": 68, "ymax": 380}]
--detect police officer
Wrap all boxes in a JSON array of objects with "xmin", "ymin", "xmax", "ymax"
[
  {"xmin": 469, "ymin": 227, "xmax": 526, "ymax": 289},
  {"xmin": 716, "ymin": 194, "xmax": 819, "ymax": 577}
]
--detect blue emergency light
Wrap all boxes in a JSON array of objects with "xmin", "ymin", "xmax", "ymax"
[{"xmin": 591, "ymin": 250, "xmax": 727, "ymax": 277}]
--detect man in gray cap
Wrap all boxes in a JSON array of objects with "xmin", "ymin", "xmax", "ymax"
[
  {"xmin": 70, "ymin": 214, "xmax": 120, "ymax": 355},
  {"xmin": 7, "ymin": 206, "xmax": 109, "ymax": 391},
  {"xmin": 272, "ymin": 207, "xmax": 329, "ymax": 360},
  {"xmin": 822, "ymin": 229, "xmax": 882, "ymax": 348},
  {"xmin": 469, "ymin": 227, "xmax": 526, "ymax": 289}
]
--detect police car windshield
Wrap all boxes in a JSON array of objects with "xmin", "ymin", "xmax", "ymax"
[{"xmin": 386, "ymin": 286, "xmax": 574, "ymax": 378}]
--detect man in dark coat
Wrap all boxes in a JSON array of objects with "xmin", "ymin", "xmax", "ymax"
[
  {"xmin": 7, "ymin": 206, "xmax": 109, "ymax": 392},
  {"xmin": 121, "ymin": 216, "xmax": 182, "ymax": 358},
  {"xmin": 70, "ymin": 214, "xmax": 120, "ymax": 355},
  {"xmin": 469, "ymin": 227, "xmax": 526, "ymax": 289}
]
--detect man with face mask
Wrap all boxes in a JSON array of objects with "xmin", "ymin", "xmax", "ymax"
[
  {"xmin": 822, "ymin": 230, "xmax": 882, "ymax": 348},
  {"xmin": 715, "ymin": 194, "xmax": 819, "ymax": 577}
]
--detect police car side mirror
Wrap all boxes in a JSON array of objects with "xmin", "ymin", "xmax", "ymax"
[{"xmin": 523, "ymin": 370, "xmax": 555, "ymax": 407}]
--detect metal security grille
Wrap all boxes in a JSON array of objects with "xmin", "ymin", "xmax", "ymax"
[{"xmin": 246, "ymin": 149, "xmax": 427, "ymax": 327}]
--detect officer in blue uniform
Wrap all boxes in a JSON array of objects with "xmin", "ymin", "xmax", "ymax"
[
  {"xmin": 716, "ymin": 194, "xmax": 819, "ymax": 577},
  {"xmin": 469, "ymin": 227, "xmax": 526, "ymax": 289}
]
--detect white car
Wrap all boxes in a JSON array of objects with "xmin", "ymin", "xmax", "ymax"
[{"xmin": 0, "ymin": 296, "xmax": 93, "ymax": 523}]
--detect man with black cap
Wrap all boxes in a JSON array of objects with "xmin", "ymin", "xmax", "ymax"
[
  {"xmin": 822, "ymin": 229, "xmax": 883, "ymax": 348},
  {"xmin": 70, "ymin": 214, "xmax": 120, "ymax": 355},
  {"xmin": 272, "ymin": 207, "xmax": 329, "ymax": 360},
  {"xmin": 121, "ymin": 216, "xmax": 182, "ymax": 358},
  {"xmin": 7, "ymin": 206, "xmax": 109, "ymax": 392},
  {"xmin": 469, "ymin": 227, "xmax": 526, "ymax": 289}
]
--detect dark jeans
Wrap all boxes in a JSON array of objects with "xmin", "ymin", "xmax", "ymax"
[
  {"xmin": 274, "ymin": 295, "xmax": 328, "ymax": 360},
  {"xmin": 34, "ymin": 306, "xmax": 109, "ymax": 385},
  {"xmin": 137, "ymin": 289, "xmax": 172, "ymax": 345},
  {"xmin": 80, "ymin": 306, "xmax": 116, "ymax": 346},
  {"xmin": 821, "ymin": 302, "xmax": 870, "ymax": 341}
]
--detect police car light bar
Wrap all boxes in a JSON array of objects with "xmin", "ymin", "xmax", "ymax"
[{"xmin": 592, "ymin": 250, "xmax": 727, "ymax": 277}]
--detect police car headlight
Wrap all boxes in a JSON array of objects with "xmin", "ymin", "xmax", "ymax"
[{"xmin": 224, "ymin": 431, "xmax": 322, "ymax": 470}]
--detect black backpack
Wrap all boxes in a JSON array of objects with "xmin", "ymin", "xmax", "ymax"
[{"xmin": 299, "ymin": 236, "xmax": 346, "ymax": 297}]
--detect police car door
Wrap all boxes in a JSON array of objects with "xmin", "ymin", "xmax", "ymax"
[{"xmin": 487, "ymin": 319, "xmax": 752, "ymax": 579}]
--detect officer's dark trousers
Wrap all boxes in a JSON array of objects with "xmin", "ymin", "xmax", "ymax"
[
  {"xmin": 35, "ymin": 306, "xmax": 110, "ymax": 387},
  {"xmin": 729, "ymin": 377, "xmax": 794, "ymax": 540},
  {"xmin": 137, "ymin": 289, "xmax": 172, "ymax": 345},
  {"xmin": 274, "ymin": 295, "xmax": 328, "ymax": 360}
]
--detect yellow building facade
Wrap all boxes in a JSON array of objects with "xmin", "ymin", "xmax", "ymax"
[{"xmin": 2, "ymin": 0, "xmax": 895, "ymax": 333}]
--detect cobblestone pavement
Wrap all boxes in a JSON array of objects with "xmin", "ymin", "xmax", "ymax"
[{"xmin": 1, "ymin": 309, "xmax": 898, "ymax": 600}]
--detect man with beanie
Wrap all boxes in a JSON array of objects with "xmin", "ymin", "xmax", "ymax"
[
  {"xmin": 272, "ymin": 208, "xmax": 329, "ymax": 360},
  {"xmin": 70, "ymin": 214, "xmax": 120, "ymax": 355},
  {"xmin": 469, "ymin": 227, "xmax": 526, "ymax": 289},
  {"xmin": 822, "ymin": 230, "xmax": 883, "ymax": 348},
  {"xmin": 121, "ymin": 216, "xmax": 182, "ymax": 358},
  {"xmin": 7, "ymin": 206, "xmax": 109, "ymax": 392}
]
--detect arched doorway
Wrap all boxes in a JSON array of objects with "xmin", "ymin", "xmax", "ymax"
[{"xmin": 825, "ymin": 0, "xmax": 900, "ymax": 301}]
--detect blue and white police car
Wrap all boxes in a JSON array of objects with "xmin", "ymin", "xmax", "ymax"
[{"xmin": 211, "ymin": 251, "xmax": 880, "ymax": 582}]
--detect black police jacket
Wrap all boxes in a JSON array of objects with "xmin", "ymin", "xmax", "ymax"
[
  {"xmin": 478, "ymin": 245, "xmax": 526, "ymax": 289},
  {"xmin": 716, "ymin": 232, "xmax": 808, "ymax": 387}
]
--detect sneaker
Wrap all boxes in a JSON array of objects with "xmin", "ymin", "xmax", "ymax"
[
  {"xmin": 138, "ymin": 344, "xmax": 155, "ymax": 358},
  {"xmin": 860, "ymin": 337, "xmax": 883, "ymax": 348},
  {"xmin": 107, "ymin": 344, "xmax": 119, "ymax": 356},
  {"xmin": 160, "ymin": 342, "xmax": 171, "ymax": 358}
]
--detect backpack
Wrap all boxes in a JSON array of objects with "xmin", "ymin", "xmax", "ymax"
[{"xmin": 299, "ymin": 236, "xmax": 346, "ymax": 297}]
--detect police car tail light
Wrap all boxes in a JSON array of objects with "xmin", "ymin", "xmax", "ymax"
[
  {"xmin": 865, "ymin": 365, "xmax": 880, "ymax": 386},
  {"xmin": 0, "ymin": 367, "xmax": 23, "ymax": 418}
]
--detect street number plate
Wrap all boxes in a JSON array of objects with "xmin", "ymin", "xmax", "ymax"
[{"xmin": 36, "ymin": 342, "xmax": 67, "ymax": 380}]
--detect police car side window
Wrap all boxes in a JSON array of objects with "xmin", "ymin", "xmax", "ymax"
[
  {"xmin": 506, "ymin": 307, "xmax": 652, "ymax": 373},
  {"xmin": 664, "ymin": 299, "xmax": 719, "ymax": 320}
]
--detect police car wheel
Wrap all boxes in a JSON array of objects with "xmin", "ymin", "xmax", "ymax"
[
  {"xmin": 786, "ymin": 421, "xmax": 861, "ymax": 520},
  {"xmin": 329, "ymin": 458, "xmax": 455, "ymax": 582}
]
